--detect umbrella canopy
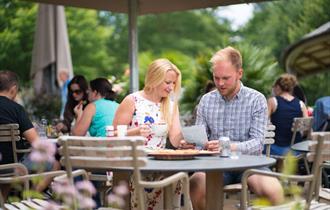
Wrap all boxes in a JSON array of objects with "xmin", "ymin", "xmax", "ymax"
[
  {"xmin": 282, "ymin": 22, "xmax": 330, "ymax": 77},
  {"xmin": 24, "ymin": 0, "xmax": 270, "ymax": 15},
  {"xmin": 28, "ymin": 0, "xmax": 271, "ymax": 92},
  {"xmin": 30, "ymin": 4, "xmax": 73, "ymax": 95}
]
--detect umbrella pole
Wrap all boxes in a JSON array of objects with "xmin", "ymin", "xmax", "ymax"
[{"xmin": 128, "ymin": 0, "xmax": 139, "ymax": 93}]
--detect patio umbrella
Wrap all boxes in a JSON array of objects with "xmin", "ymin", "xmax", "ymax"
[
  {"xmin": 30, "ymin": 4, "xmax": 73, "ymax": 95},
  {"xmin": 28, "ymin": 0, "xmax": 272, "ymax": 92},
  {"xmin": 282, "ymin": 21, "xmax": 330, "ymax": 77}
]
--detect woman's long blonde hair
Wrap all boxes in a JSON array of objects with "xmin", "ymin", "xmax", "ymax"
[{"xmin": 143, "ymin": 58, "xmax": 181, "ymax": 127}]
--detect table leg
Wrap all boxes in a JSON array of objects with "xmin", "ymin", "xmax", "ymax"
[
  {"xmin": 113, "ymin": 171, "xmax": 130, "ymax": 210},
  {"xmin": 206, "ymin": 171, "xmax": 223, "ymax": 210}
]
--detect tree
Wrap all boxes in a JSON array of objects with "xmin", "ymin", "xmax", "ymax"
[
  {"xmin": 241, "ymin": 0, "xmax": 330, "ymax": 105},
  {"xmin": 0, "ymin": 0, "xmax": 36, "ymax": 84}
]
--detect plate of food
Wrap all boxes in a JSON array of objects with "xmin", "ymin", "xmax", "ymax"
[{"xmin": 148, "ymin": 149, "xmax": 200, "ymax": 160}]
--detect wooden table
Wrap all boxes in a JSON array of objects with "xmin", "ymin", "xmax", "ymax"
[{"xmin": 112, "ymin": 155, "xmax": 276, "ymax": 210}]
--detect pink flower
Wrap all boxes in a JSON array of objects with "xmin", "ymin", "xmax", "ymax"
[
  {"xmin": 107, "ymin": 194, "xmax": 125, "ymax": 208},
  {"xmin": 30, "ymin": 140, "xmax": 56, "ymax": 163},
  {"xmin": 75, "ymin": 180, "xmax": 96, "ymax": 195},
  {"xmin": 113, "ymin": 181, "xmax": 129, "ymax": 196},
  {"xmin": 52, "ymin": 179, "xmax": 77, "ymax": 197},
  {"xmin": 43, "ymin": 201, "xmax": 62, "ymax": 210},
  {"xmin": 77, "ymin": 194, "xmax": 96, "ymax": 209}
]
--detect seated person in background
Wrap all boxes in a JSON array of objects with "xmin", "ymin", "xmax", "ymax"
[
  {"xmin": 313, "ymin": 96, "xmax": 330, "ymax": 131},
  {"xmin": 268, "ymin": 73, "xmax": 308, "ymax": 156},
  {"xmin": 55, "ymin": 75, "xmax": 89, "ymax": 134},
  {"xmin": 113, "ymin": 58, "xmax": 193, "ymax": 209},
  {"xmin": 190, "ymin": 47, "xmax": 284, "ymax": 210},
  {"xmin": 72, "ymin": 78, "xmax": 119, "ymax": 136},
  {"xmin": 0, "ymin": 70, "xmax": 60, "ymax": 195}
]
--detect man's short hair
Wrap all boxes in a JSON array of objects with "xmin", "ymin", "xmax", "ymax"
[
  {"xmin": 0, "ymin": 70, "xmax": 19, "ymax": 91},
  {"xmin": 210, "ymin": 46, "xmax": 242, "ymax": 70}
]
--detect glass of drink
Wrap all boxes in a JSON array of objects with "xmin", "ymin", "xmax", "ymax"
[
  {"xmin": 219, "ymin": 136, "xmax": 230, "ymax": 157},
  {"xmin": 117, "ymin": 125, "xmax": 127, "ymax": 137}
]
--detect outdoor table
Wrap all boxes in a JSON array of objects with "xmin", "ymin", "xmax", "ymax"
[
  {"xmin": 111, "ymin": 155, "xmax": 276, "ymax": 210},
  {"xmin": 291, "ymin": 140, "xmax": 311, "ymax": 153}
]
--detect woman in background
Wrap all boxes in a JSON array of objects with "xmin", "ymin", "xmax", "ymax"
[
  {"xmin": 267, "ymin": 73, "xmax": 308, "ymax": 156},
  {"xmin": 72, "ymin": 78, "xmax": 119, "ymax": 136},
  {"xmin": 56, "ymin": 75, "xmax": 89, "ymax": 133}
]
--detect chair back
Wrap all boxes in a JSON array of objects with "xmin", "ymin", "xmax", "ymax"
[
  {"xmin": 0, "ymin": 124, "xmax": 20, "ymax": 162},
  {"xmin": 304, "ymin": 132, "xmax": 328, "ymax": 209},
  {"xmin": 58, "ymin": 136, "xmax": 147, "ymax": 183},
  {"xmin": 307, "ymin": 132, "xmax": 330, "ymax": 164},
  {"xmin": 264, "ymin": 124, "xmax": 275, "ymax": 157},
  {"xmin": 290, "ymin": 117, "xmax": 313, "ymax": 145}
]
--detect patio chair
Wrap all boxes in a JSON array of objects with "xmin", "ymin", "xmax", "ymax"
[
  {"xmin": 0, "ymin": 163, "xmax": 66, "ymax": 209},
  {"xmin": 240, "ymin": 132, "xmax": 330, "ymax": 210},
  {"xmin": 58, "ymin": 135, "xmax": 192, "ymax": 210},
  {"xmin": 316, "ymin": 162, "xmax": 330, "ymax": 203},
  {"xmin": 0, "ymin": 124, "xmax": 31, "ymax": 163},
  {"xmin": 271, "ymin": 117, "xmax": 313, "ymax": 174}
]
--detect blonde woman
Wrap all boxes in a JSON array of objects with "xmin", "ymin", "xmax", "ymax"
[{"xmin": 113, "ymin": 58, "xmax": 192, "ymax": 209}]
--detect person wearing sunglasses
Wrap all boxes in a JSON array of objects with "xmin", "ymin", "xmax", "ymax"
[
  {"xmin": 72, "ymin": 78, "xmax": 119, "ymax": 136},
  {"xmin": 55, "ymin": 75, "xmax": 89, "ymax": 133}
]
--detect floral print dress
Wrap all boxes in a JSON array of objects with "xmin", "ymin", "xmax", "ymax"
[{"xmin": 129, "ymin": 92, "xmax": 182, "ymax": 210}]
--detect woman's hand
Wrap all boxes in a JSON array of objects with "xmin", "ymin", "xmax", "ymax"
[
  {"xmin": 177, "ymin": 139, "xmax": 196, "ymax": 150},
  {"xmin": 204, "ymin": 140, "xmax": 220, "ymax": 151},
  {"xmin": 55, "ymin": 122, "xmax": 65, "ymax": 132},
  {"xmin": 74, "ymin": 101, "xmax": 83, "ymax": 119},
  {"xmin": 139, "ymin": 124, "xmax": 152, "ymax": 137}
]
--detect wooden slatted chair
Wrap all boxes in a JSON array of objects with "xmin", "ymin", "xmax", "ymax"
[
  {"xmin": 240, "ymin": 132, "xmax": 330, "ymax": 210},
  {"xmin": 271, "ymin": 117, "xmax": 314, "ymax": 174},
  {"xmin": 0, "ymin": 124, "xmax": 31, "ymax": 163},
  {"xmin": 58, "ymin": 135, "xmax": 192, "ymax": 210},
  {"xmin": 311, "ymin": 132, "xmax": 330, "ymax": 203},
  {"xmin": 316, "ymin": 162, "xmax": 330, "ymax": 203},
  {"xmin": 0, "ymin": 163, "xmax": 66, "ymax": 210}
]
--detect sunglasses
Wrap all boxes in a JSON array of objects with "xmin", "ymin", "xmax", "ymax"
[{"xmin": 71, "ymin": 89, "xmax": 82, "ymax": 94}]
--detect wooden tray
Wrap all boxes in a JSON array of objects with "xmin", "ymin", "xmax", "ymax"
[
  {"xmin": 148, "ymin": 149, "xmax": 199, "ymax": 160},
  {"xmin": 197, "ymin": 150, "xmax": 220, "ymax": 156}
]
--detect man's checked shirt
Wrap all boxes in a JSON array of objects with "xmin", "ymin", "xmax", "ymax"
[{"xmin": 196, "ymin": 83, "xmax": 267, "ymax": 155}]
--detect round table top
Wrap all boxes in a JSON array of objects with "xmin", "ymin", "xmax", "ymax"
[
  {"xmin": 114, "ymin": 155, "xmax": 276, "ymax": 172},
  {"xmin": 291, "ymin": 140, "xmax": 311, "ymax": 152}
]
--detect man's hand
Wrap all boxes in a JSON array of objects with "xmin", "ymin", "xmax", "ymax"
[
  {"xmin": 177, "ymin": 139, "xmax": 196, "ymax": 149},
  {"xmin": 204, "ymin": 140, "xmax": 220, "ymax": 151}
]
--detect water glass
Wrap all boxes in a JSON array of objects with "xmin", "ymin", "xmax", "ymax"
[{"xmin": 117, "ymin": 125, "xmax": 127, "ymax": 137}]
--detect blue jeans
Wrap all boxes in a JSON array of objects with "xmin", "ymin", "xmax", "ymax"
[
  {"xmin": 267, "ymin": 145, "xmax": 300, "ymax": 156},
  {"xmin": 20, "ymin": 154, "xmax": 54, "ymax": 172},
  {"xmin": 223, "ymin": 167, "xmax": 271, "ymax": 185}
]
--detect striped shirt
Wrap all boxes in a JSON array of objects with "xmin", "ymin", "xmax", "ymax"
[{"xmin": 196, "ymin": 83, "xmax": 267, "ymax": 155}]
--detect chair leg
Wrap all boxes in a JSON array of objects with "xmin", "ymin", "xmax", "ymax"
[{"xmin": 303, "ymin": 157, "xmax": 310, "ymax": 174}]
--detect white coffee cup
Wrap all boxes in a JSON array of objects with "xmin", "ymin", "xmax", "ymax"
[
  {"xmin": 117, "ymin": 125, "xmax": 127, "ymax": 137},
  {"xmin": 151, "ymin": 123, "xmax": 168, "ymax": 137}
]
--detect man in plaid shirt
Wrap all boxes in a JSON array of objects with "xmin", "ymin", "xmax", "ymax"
[{"xmin": 190, "ymin": 47, "xmax": 284, "ymax": 210}]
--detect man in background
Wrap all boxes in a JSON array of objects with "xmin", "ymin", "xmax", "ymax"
[
  {"xmin": 58, "ymin": 70, "xmax": 70, "ymax": 119},
  {"xmin": 0, "ymin": 70, "xmax": 59, "ymax": 195}
]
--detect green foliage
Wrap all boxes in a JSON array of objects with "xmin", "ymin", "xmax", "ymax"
[
  {"xmin": 66, "ymin": 9, "xmax": 114, "ymax": 79},
  {"xmin": 180, "ymin": 50, "xmax": 214, "ymax": 113},
  {"xmin": 0, "ymin": 0, "xmax": 36, "ymax": 83},
  {"xmin": 241, "ymin": 0, "xmax": 330, "ymax": 106},
  {"xmin": 238, "ymin": 43, "xmax": 281, "ymax": 97}
]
